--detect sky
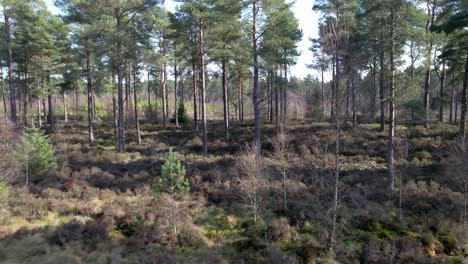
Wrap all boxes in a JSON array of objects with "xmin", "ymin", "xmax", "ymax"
[{"xmin": 45, "ymin": 0, "xmax": 319, "ymax": 79}]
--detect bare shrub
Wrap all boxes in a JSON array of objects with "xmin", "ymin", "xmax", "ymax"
[
  {"xmin": 444, "ymin": 137, "xmax": 468, "ymax": 226},
  {"xmin": 0, "ymin": 120, "xmax": 22, "ymax": 189},
  {"xmin": 237, "ymin": 144, "xmax": 268, "ymax": 223},
  {"xmin": 270, "ymin": 128, "xmax": 292, "ymax": 211}
]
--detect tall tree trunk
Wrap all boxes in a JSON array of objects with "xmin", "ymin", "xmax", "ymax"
[
  {"xmin": 240, "ymin": 76, "xmax": 244, "ymax": 125},
  {"xmin": 174, "ymin": 60, "xmax": 179, "ymax": 128},
  {"xmin": 42, "ymin": 97, "xmax": 47, "ymax": 126},
  {"xmin": 346, "ymin": 78, "xmax": 350, "ymax": 119},
  {"xmin": 113, "ymin": 93, "xmax": 117, "ymax": 140},
  {"xmin": 162, "ymin": 41, "xmax": 168, "ymax": 129},
  {"xmin": 86, "ymin": 50, "xmax": 95, "ymax": 144},
  {"xmin": 147, "ymin": 68, "xmax": 152, "ymax": 120},
  {"xmin": 423, "ymin": 2, "xmax": 436, "ymax": 129},
  {"xmin": 133, "ymin": 64, "xmax": 141, "ymax": 144},
  {"xmin": 222, "ymin": 59, "xmax": 229, "ymax": 141},
  {"xmin": 3, "ymin": 5, "xmax": 16, "ymax": 124},
  {"xmin": 268, "ymin": 70, "xmax": 272, "ymax": 124},
  {"xmin": 47, "ymin": 73, "xmax": 54, "ymax": 133},
  {"xmin": 125, "ymin": 63, "xmax": 130, "ymax": 126},
  {"xmin": 160, "ymin": 64, "xmax": 166, "ymax": 127},
  {"xmin": 438, "ymin": 60, "xmax": 446, "ymax": 122},
  {"xmin": 282, "ymin": 62, "xmax": 287, "ymax": 124},
  {"xmin": 200, "ymin": 9, "xmax": 208, "ymax": 154},
  {"xmin": 450, "ymin": 74, "xmax": 455, "ymax": 123},
  {"xmin": 1, "ymin": 66, "xmax": 7, "ymax": 119},
  {"xmin": 331, "ymin": 56, "xmax": 335, "ymax": 120},
  {"xmin": 164, "ymin": 62, "xmax": 169, "ymax": 128},
  {"xmin": 37, "ymin": 99, "xmax": 42, "ymax": 127},
  {"xmin": 63, "ymin": 92, "xmax": 68, "ymax": 123},
  {"xmin": 370, "ymin": 58, "xmax": 377, "ymax": 121},
  {"xmin": 75, "ymin": 80, "xmax": 79, "ymax": 118},
  {"xmin": 352, "ymin": 75, "xmax": 356, "ymax": 127},
  {"xmin": 321, "ymin": 56, "xmax": 325, "ymax": 121},
  {"xmin": 23, "ymin": 57, "xmax": 29, "ymax": 126},
  {"xmin": 460, "ymin": 53, "xmax": 468, "ymax": 138},
  {"xmin": 275, "ymin": 69, "xmax": 280, "ymax": 129},
  {"xmin": 423, "ymin": 68, "xmax": 431, "ymax": 127},
  {"xmin": 455, "ymin": 87, "xmax": 459, "ymax": 123},
  {"xmin": 379, "ymin": 39, "xmax": 385, "ymax": 132},
  {"xmin": 17, "ymin": 72, "xmax": 21, "ymax": 124},
  {"xmin": 329, "ymin": 18, "xmax": 341, "ymax": 253},
  {"xmin": 180, "ymin": 67, "xmax": 184, "ymax": 105},
  {"xmin": 192, "ymin": 60, "xmax": 198, "ymax": 131},
  {"xmin": 387, "ymin": 10, "xmax": 395, "ymax": 192},
  {"xmin": 252, "ymin": 0, "xmax": 261, "ymax": 149},
  {"xmin": 153, "ymin": 69, "xmax": 158, "ymax": 123},
  {"xmin": 116, "ymin": 14, "xmax": 125, "ymax": 153}
]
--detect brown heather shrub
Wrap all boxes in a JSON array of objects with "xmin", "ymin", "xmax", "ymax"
[{"xmin": 266, "ymin": 217, "xmax": 292, "ymax": 242}]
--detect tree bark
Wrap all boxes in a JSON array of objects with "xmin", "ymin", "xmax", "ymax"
[
  {"xmin": 180, "ymin": 67, "xmax": 184, "ymax": 105},
  {"xmin": 116, "ymin": 14, "xmax": 125, "ymax": 153},
  {"xmin": 222, "ymin": 59, "xmax": 229, "ymax": 141},
  {"xmin": 282, "ymin": 62, "xmax": 287, "ymax": 124},
  {"xmin": 438, "ymin": 60, "xmax": 446, "ymax": 122},
  {"xmin": 147, "ymin": 68, "xmax": 152, "ymax": 120},
  {"xmin": 63, "ymin": 92, "xmax": 68, "ymax": 123},
  {"xmin": 387, "ymin": 10, "xmax": 395, "ymax": 192},
  {"xmin": 37, "ymin": 99, "xmax": 42, "ymax": 127},
  {"xmin": 200, "ymin": 9, "xmax": 208, "ymax": 154},
  {"xmin": 331, "ymin": 56, "xmax": 335, "ymax": 121},
  {"xmin": 371, "ymin": 57, "xmax": 377, "ymax": 121},
  {"xmin": 252, "ymin": 0, "xmax": 261, "ymax": 149},
  {"xmin": 449, "ymin": 74, "xmax": 455, "ymax": 123},
  {"xmin": 86, "ymin": 50, "xmax": 95, "ymax": 144},
  {"xmin": 23, "ymin": 57, "xmax": 29, "ymax": 126},
  {"xmin": 352, "ymin": 75, "xmax": 356, "ymax": 127},
  {"xmin": 133, "ymin": 64, "xmax": 141, "ymax": 144},
  {"xmin": 192, "ymin": 60, "xmax": 198, "ymax": 131},
  {"xmin": 240, "ymin": 76, "xmax": 244, "ymax": 125},
  {"xmin": 275, "ymin": 69, "xmax": 279, "ymax": 129},
  {"xmin": 174, "ymin": 60, "xmax": 179, "ymax": 128},
  {"xmin": 459, "ymin": 53, "xmax": 468, "ymax": 138},
  {"xmin": 423, "ymin": 68, "xmax": 431, "ymax": 127},
  {"xmin": 47, "ymin": 73, "xmax": 54, "ymax": 133},
  {"xmin": 321, "ymin": 56, "xmax": 325, "ymax": 121},
  {"xmin": 379, "ymin": 32, "xmax": 385, "ymax": 132},
  {"xmin": 1, "ymin": 66, "xmax": 7, "ymax": 119}
]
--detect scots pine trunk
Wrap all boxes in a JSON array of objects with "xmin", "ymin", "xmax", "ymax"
[
  {"xmin": 371, "ymin": 57, "xmax": 377, "ymax": 121},
  {"xmin": 133, "ymin": 64, "xmax": 141, "ymax": 145},
  {"xmin": 252, "ymin": 0, "xmax": 261, "ymax": 149},
  {"xmin": 23, "ymin": 57, "xmax": 29, "ymax": 126},
  {"xmin": 47, "ymin": 73, "xmax": 54, "ymax": 133},
  {"xmin": 379, "ymin": 31, "xmax": 385, "ymax": 132},
  {"xmin": 450, "ymin": 74, "xmax": 455, "ymax": 123},
  {"xmin": 116, "ymin": 14, "xmax": 125, "ymax": 153},
  {"xmin": 147, "ymin": 69, "xmax": 152, "ymax": 120},
  {"xmin": 352, "ymin": 75, "xmax": 356, "ymax": 127},
  {"xmin": 438, "ymin": 60, "xmax": 446, "ymax": 122},
  {"xmin": 63, "ymin": 92, "xmax": 68, "ymax": 123},
  {"xmin": 200, "ymin": 10, "xmax": 208, "ymax": 155},
  {"xmin": 192, "ymin": 60, "xmax": 198, "ymax": 131},
  {"xmin": 222, "ymin": 59, "xmax": 229, "ymax": 141},
  {"xmin": 460, "ymin": 53, "xmax": 468, "ymax": 138},
  {"xmin": 86, "ymin": 51, "xmax": 95, "ymax": 144},
  {"xmin": 1, "ymin": 65, "xmax": 8, "ymax": 119},
  {"xmin": 387, "ymin": 10, "xmax": 395, "ymax": 191},
  {"xmin": 174, "ymin": 62, "xmax": 179, "ymax": 128}
]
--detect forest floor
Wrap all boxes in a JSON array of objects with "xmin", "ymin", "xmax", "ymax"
[{"xmin": 0, "ymin": 117, "xmax": 467, "ymax": 263}]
